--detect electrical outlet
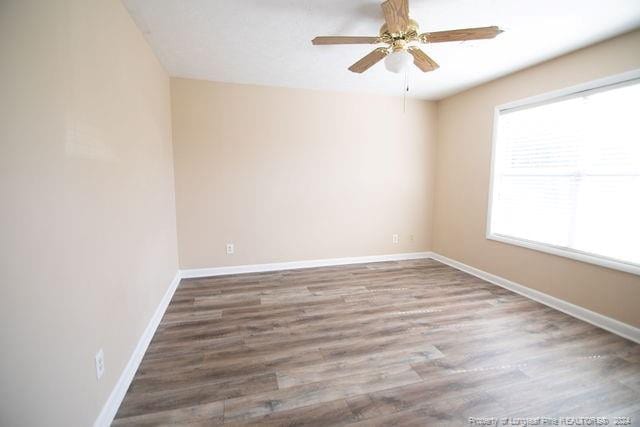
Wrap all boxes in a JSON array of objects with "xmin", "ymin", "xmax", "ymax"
[
  {"xmin": 226, "ymin": 243, "xmax": 234, "ymax": 255},
  {"xmin": 392, "ymin": 234, "xmax": 399, "ymax": 244},
  {"xmin": 95, "ymin": 349, "xmax": 105, "ymax": 380},
  {"xmin": 410, "ymin": 234, "xmax": 414, "ymax": 242}
]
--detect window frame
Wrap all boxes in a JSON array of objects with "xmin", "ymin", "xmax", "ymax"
[{"xmin": 486, "ymin": 69, "xmax": 640, "ymax": 276}]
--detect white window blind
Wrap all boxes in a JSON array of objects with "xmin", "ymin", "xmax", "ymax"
[{"xmin": 488, "ymin": 77, "xmax": 640, "ymax": 274}]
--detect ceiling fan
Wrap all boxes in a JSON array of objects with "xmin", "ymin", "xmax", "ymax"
[{"xmin": 312, "ymin": 0, "xmax": 504, "ymax": 74}]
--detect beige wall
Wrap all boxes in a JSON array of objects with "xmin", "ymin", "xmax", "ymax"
[
  {"xmin": 433, "ymin": 29, "xmax": 640, "ymax": 328},
  {"xmin": 0, "ymin": 1, "xmax": 178, "ymax": 426},
  {"xmin": 171, "ymin": 78, "xmax": 437, "ymax": 269}
]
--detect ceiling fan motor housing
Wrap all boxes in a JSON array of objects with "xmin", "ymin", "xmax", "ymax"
[{"xmin": 380, "ymin": 19, "xmax": 421, "ymax": 49}]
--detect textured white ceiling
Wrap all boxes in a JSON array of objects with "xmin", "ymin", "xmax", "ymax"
[{"xmin": 122, "ymin": 0, "xmax": 640, "ymax": 100}]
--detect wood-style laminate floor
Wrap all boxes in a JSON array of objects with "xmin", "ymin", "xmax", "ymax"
[{"xmin": 114, "ymin": 259, "xmax": 640, "ymax": 426}]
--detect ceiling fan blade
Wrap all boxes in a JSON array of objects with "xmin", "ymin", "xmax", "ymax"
[
  {"xmin": 312, "ymin": 36, "xmax": 381, "ymax": 45},
  {"xmin": 381, "ymin": 0, "xmax": 410, "ymax": 34},
  {"xmin": 408, "ymin": 47, "xmax": 439, "ymax": 72},
  {"xmin": 348, "ymin": 48, "xmax": 389, "ymax": 73},
  {"xmin": 421, "ymin": 26, "xmax": 503, "ymax": 43}
]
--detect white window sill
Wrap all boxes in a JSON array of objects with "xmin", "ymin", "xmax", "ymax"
[{"xmin": 486, "ymin": 233, "xmax": 640, "ymax": 276}]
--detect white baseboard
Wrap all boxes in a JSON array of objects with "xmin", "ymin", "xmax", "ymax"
[
  {"xmin": 180, "ymin": 252, "xmax": 432, "ymax": 279},
  {"xmin": 93, "ymin": 271, "xmax": 181, "ymax": 427},
  {"xmin": 428, "ymin": 252, "xmax": 640, "ymax": 344}
]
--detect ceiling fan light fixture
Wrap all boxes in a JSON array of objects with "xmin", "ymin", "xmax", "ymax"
[{"xmin": 384, "ymin": 49, "xmax": 413, "ymax": 74}]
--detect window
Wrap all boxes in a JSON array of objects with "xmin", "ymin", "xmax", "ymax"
[{"xmin": 487, "ymin": 72, "xmax": 640, "ymax": 275}]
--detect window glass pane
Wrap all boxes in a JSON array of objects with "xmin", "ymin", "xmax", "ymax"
[{"xmin": 490, "ymin": 79, "xmax": 640, "ymax": 268}]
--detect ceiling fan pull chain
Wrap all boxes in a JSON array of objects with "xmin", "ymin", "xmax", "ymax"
[
  {"xmin": 406, "ymin": 70, "xmax": 410, "ymax": 93},
  {"xmin": 403, "ymin": 70, "xmax": 410, "ymax": 113}
]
